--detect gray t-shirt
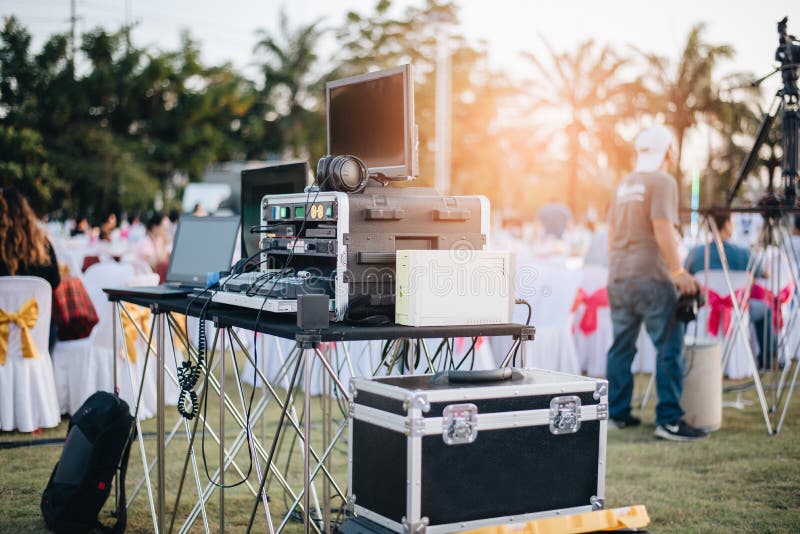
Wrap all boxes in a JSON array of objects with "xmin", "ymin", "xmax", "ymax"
[{"xmin": 608, "ymin": 170, "xmax": 678, "ymax": 283}]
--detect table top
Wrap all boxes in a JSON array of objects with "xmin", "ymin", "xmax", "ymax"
[{"xmin": 105, "ymin": 291, "xmax": 535, "ymax": 343}]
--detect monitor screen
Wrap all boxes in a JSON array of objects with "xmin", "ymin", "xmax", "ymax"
[
  {"xmin": 327, "ymin": 64, "xmax": 416, "ymax": 178},
  {"xmin": 240, "ymin": 162, "xmax": 308, "ymax": 259},
  {"xmin": 167, "ymin": 216, "xmax": 240, "ymax": 286}
]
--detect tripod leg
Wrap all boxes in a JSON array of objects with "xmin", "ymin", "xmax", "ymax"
[
  {"xmin": 709, "ymin": 216, "xmax": 774, "ymax": 434},
  {"xmin": 640, "ymin": 370, "xmax": 656, "ymax": 410}
]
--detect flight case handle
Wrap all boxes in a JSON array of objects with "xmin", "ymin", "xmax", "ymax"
[{"xmin": 431, "ymin": 368, "xmax": 513, "ymax": 385}]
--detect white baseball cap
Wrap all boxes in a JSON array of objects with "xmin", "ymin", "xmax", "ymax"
[{"xmin": 635, "ymin": 125, "xmax": 674, "ymax": 172}]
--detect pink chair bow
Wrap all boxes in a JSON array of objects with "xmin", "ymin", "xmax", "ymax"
[
  {"xmin": 706, "ymin": 289, "xmax": 734, "ymax": 337},
  {"xmin": 752, "ymin": 281, "xmax": 796, "ymax": 329},
  {"xmin": 455, "ymin": 337, "xmax": 485, "ymax": 352},
  {"xmin": 706, "ymin": 287, "xmax": 752, "ymax": 336},
  {"xmin": 571, "ymin": 288, "xmax": 609, "ymax": 335}
]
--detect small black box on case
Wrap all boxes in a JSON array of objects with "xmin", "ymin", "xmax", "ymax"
[{"xmin": 297, "ymin": 294, "xmax": 330, "ymax": 330}]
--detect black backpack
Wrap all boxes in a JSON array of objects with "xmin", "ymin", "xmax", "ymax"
[{"xmin": 42, "ymin": 391, "xmax": 135, "ymax": 533}]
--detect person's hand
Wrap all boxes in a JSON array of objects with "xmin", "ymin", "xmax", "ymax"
[{"xmin": 672, "ymin": 268, "xmax": 700, "ymax": 296}]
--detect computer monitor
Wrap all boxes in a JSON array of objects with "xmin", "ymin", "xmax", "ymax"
[
  {"xmin": 240, "ymin": 161, "xmax": 309, "ymax": 259},
  {"xmin": 326, "ymin": 64, "xmax": 418, "ymax": 179},
  {"xmin": 167, "ymin": 215, "xmax": 240, "ymax": 286}
]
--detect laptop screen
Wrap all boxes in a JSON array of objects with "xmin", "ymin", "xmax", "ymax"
[{"xmin": 167, "ymin": 215, "xmax": 240, "ymax": 286}]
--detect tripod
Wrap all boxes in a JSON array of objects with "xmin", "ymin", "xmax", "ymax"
[
  {"xmin": 701, "ymin": 207, "xmax": 800, "ymax": 434},
  {"xmin": 718, "ymin": 17, "xmax": 800, "ymax": 434}
]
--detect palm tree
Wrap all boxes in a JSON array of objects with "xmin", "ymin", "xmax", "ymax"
[
  {"xmin": 523, "ymin": 40, "xmax": 648, "ymax": 214},
  {"xmin": 705, "ymin": 85, "xmax": 783, "ymax": 205},
  {"xmin": 638, "ymin": 23, "xmax": 734, "ymax": 199},
  {"xmin": 252, "ymin": 10, "xmax": 328, "ymax": 160}
]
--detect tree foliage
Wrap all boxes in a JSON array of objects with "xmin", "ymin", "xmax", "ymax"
[{"xmin": 0, "ymin": 5, "xmax": 769, "ymax": 219}]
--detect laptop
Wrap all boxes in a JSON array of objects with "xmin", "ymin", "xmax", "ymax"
[{"xmin": 105, "ymin": 215, "xmax": 241, "ymax": 299}]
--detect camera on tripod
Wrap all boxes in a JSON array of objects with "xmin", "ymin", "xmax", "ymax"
[
  {"xmin": 726, "ymin": 17, "xmax": 800, "ymax": 208},
  {"xmin": 777, "ymin": 17, "xmax": 800, "ymax": 97}
]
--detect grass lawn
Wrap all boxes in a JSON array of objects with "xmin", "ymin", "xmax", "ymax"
[{"xmin": 1, "ymin": 368, "xmax": 799, "ymax": 533}]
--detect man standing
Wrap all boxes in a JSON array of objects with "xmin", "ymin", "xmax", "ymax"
[{"xmin": 606, "ymin": 125, "xmax": 707, "ymax": 441}]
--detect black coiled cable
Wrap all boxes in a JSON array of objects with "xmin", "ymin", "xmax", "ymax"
[{"xmin": 177, "ymin": 307, "xmax": 205, "ymax": 419}]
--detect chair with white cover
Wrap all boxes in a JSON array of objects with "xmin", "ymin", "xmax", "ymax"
[
  {"xmin": 52, "ymin": 263, "xmax": 131, "ymax": 415},
  {"xmin": 51, "ymin": 262, "xmax": 162, "ymax": 418},
  {"xmin": 693, "ymin": 269, "xmax": 759, "ymax": 379},
  {"xmin": 573, "ymin": 266, "xmax": 613, "ymax": 376},
  {"xmin": 491, "ymin": 258, "xmax": 582, "ymax": 373},
  {"xmin": 571, "ymin": 267, "xmax": 658, "ymax": 378},
  {"xmin": 0, "ymin": 276, "xmax": 61, "ymax": 432}
]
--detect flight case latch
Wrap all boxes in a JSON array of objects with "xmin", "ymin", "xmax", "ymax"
[
  {"xmin": 550, "ymin": 396, "xmax": 582, "ymax": 435},
  {"xmin": 442, "ymin": 403, "xmax": 478, "ymax": 445}
]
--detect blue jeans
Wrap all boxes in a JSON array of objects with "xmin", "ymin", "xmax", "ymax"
[{"xmin": 607, "ymin": 277, "xmax": 685, "ymax": 425}]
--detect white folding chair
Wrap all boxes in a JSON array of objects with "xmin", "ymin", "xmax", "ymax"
[
  {"xmin": 693, "ymin": 269, "xmax": 759, "ymax": 379},
  {"xmin": 52, "ymin": 262, "xmax": 166, "ymax": 418},
  {"xmin": 573, "ymin": 266, "xmax": 612, "ymax": 376},
  {"xmin": 0, "ymin": 276, "xmax": 61, "ymax": 432},
  {"xmin": 491, "ymin": 258, "xmax": 582, "ymax": 373}
]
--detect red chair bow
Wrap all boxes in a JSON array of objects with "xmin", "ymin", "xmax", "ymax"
[
  {"xmin": 706, "ymin": 290, "xmax": 734, "ymax": 337},
  {"xmin": 571, "ymin": 288, "xmax": 609, "ymax": 335},
  {"xmin": 705, "ymin": 287, "xmax": 752, "ymax": 337},
  {"xmin": 752, "ymin": 281, "xmax": 795, "ymax": 329},
  {"xmin": 455, "ymin": 337, "xmax": 485, "ymax": 352}
]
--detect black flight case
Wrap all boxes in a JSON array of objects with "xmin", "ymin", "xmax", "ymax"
[{"xmin": 347, "ymin": 368, "xmax": 609, "ymax": 533}]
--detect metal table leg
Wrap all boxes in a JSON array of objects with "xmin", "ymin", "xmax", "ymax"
[
  {"xmin": 219, "ymin": 324, "xmax": 225, "ymax": 534},
  {"xmin": 156, "ymin": 311, "xmax": 166, "ymax": 533}
]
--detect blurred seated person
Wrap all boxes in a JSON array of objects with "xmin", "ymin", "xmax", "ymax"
[
  {"xmin": 685, "ymin": 213, "xmax": 773, "ymax": 365},
  {"xmin": 121, "ymin": 212, "xmax": 145, "ymax": 242},
  {"xmin": 70, "ymin": 214, "xmax": 90, "ymax": 237},
  {"xmin": 0, "ymin": 187, "xmax": 61, "ymax": 348},
  {"xmin": 192, "ymin": 202, "xmax": 207, "ymax": 217},
  {"xmin": 536, "ymin": 197, "xmax": 573, "ymax": 239},
  {"xmin": 136, "ymin": 212, "xmax": 171, "ymax": 273},
  {"xmin": 98, "ymin": 212, "xmax": 118, "ymax": 242},
  {"xmin": 685, "ymin": 213, "xmax": 763, "ymax": 277},
  {"xmin": 168, "ymin": 208, "xmax": 180, "ymax": 238}
]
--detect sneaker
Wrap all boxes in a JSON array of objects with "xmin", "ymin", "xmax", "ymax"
[
  {"xmin": 654, "ymin": 420, "xmax": 708, "ymax": 441},
  {"xmin": 609, "ymin": 415, "xmax": 641, "ymax": 429}
]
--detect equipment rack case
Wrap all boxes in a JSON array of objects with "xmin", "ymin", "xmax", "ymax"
[{"xmin": 347, "ymin": 368, "xmax": 608, "ymax": 533}]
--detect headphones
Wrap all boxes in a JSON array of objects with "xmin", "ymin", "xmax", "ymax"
[{"xmin": 316, "ymin": 155, "xmax": 369, "ymax": 193}]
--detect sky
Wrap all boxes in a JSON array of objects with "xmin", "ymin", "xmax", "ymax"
[
  {"xmin": 4, "ymin": 0, "xmax": 798, "ymax": 86},
  {"xmin": 3, "ymin": 0, "xmax": 800, "ymax": 171}
]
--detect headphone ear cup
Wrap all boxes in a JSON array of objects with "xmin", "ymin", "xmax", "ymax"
[
  {"xmin": 316, "ymin": 155, "xmax": 334, "ymax": 189},
  {"xmin": 328, "ymin": 155, "xmax": 347, "ymax": 192},
  {"xmin": 332, "ymin": 155, "xmax": 368, "ymax": 193}
]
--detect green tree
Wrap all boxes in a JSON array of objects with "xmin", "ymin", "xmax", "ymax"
[
  {"xmin": 335, "ymin": 0, "xmax": 457, "ymax": 76},
  {"xmin": 142, "ymin": 33, "xmax": 255, "ymax": 181},
  {"xmin": 0, "ymin": 124, "xmax": 63, "ymax": 212},
  {"xmin": 252, "ymin": 10, "xmax": 327, "ymax": 161},
  {"xmin": 1, "ymin": 18, "xmax": 255, "ymax": 215}
]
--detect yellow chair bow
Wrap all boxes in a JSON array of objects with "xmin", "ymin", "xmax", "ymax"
[
  {"xmin": 0, "ymin": 297, "xmax": 40, "ymax": 366},
  {"xmin": 120, "ymin": 303, "xmax": 151, "ymax": 363}
]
